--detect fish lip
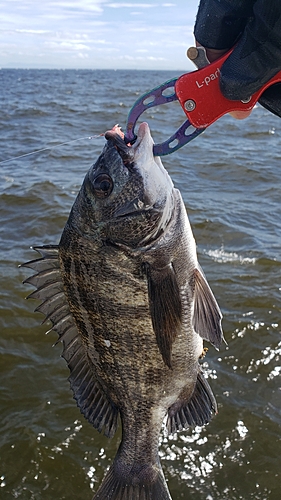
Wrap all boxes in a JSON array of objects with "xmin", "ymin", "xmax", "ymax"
[
  {"xmin": 104, "ymin": 130, "xmax": 134, "ymax": 165},
  {"xmin": 130, "ymin": 122, "xmax": 151, "ymax": 151}
]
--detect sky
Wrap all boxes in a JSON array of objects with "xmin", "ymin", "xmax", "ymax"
[{"xmin": 1, "ymin": 0, "xmax": 200, "ymax": 70}]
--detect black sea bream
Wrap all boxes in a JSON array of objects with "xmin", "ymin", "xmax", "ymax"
[{"xmin": 23, "ymin": 122, "xmax": 224, "ymax": 500}]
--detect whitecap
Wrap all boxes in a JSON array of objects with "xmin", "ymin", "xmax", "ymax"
[{"xmin": 203, "ymin": 246, "xmax": 256, "ymax": 264}]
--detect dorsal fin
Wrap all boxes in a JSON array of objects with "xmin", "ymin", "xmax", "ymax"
[
  {"xmin": 192, "ymin": 267, "xmax": 225, "ymax": 349},
  {"xmin": 22, "ymin": 245, "xmax": 118, "ymax": 438},
  {"xmin": 143, "ymin": 262, "xmax": 181, "ymax": 369}
]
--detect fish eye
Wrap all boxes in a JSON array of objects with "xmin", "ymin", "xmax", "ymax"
[{"xmin": 92, "ymin": 174, "xmax": 113, "ymax": 198}]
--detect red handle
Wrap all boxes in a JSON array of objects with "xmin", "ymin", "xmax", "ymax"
[{"xmin": 175, "ymin": 49, "xmax": 281, "ymax": 128}]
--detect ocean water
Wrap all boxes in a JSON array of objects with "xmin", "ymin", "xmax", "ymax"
[{"xmin": 0, "ymin": 68, "xmax": 280, "ymax": 500}]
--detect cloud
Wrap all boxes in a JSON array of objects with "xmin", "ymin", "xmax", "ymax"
[
  {"xmin": 55, "ymin": 0, "xmax": 105, "ymax": 11},
  {"xmin": 107, "ymin": 3, "xmax": 155, "ymax": 8},
  {"xmin": 15, "ymin": 29, "xmax": 51, "ymax": 34},
  {"xmin": 45, "ymin": 40, "xmax": 91, "ymax": 51},
  {"xmin": 0, "ymin": 0, "xmax": 199, "ymax": 69},
  {"xmin": 106, "ymin": 2, "xmax": 175, "ymax": 7}
]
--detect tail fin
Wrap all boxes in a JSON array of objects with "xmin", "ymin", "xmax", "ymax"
[{"xmin": 92, "ymin": 460, "xmax": 172, "ymax": 500}]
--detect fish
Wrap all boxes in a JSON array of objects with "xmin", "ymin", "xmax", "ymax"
[{"xmin": 22, "ymin": 122, "xmax": 224, "ymax": 500}]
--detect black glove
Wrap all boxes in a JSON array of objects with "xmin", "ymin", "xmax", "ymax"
[{"xmin": 194, "ymin": 0, "xmax": 281, "ymax": 117}]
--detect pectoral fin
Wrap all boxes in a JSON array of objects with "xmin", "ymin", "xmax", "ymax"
[
  {"xmin": 22, "ymin": 245, "xmax": 118, "ymax": 438},
  {"xmin": 192, "ymin": 268, "xmax": 224, "ymax": 349},
  {"xmin": 167, "ymin": 370, "xmax": 217, "ymax": 434},
  {"xmin": 143, "ymin": 262, "xmax": 182, "ymax": 369}
]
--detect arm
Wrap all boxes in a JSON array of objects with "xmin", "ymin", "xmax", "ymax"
[{"xmin": 194, "ymin": 0, "xmax": 281, "ymax": 117}]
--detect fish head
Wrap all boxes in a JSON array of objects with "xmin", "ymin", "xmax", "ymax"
[{"xmin": 80, "ymin": 122, "xmax": 174, "ymax": 247}]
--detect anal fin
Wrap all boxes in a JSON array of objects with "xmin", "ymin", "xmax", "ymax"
[{"xmin": 167, "ymin": 370, "xmax": 217, "ymax": 434}]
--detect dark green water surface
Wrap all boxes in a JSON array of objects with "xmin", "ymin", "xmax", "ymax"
[{"xmin": 0, "ymin": 68, "xmax": 280, "ymax": 499}]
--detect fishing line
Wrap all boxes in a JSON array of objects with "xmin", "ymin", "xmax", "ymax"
[{"xmin": 0, "ymin": 134, "xmax": 105, "ymax": 165}]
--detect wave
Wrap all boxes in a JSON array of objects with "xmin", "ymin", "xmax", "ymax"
[{"xmin": 203, "ymin": 245, "xmax": 256, "ymax": 265}]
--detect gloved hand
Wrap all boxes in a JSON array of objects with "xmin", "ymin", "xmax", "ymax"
[{"xmin": 194, "ymin": 0, "xmax": 281, "ymax": 117}]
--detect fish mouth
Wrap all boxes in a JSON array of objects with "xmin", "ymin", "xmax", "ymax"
[
  {"xmin": 104, "ymin": 122, "xmax": 174, "ymax": 246},
  {"xmin": 104, "ymin": 122, "xmax": 153, "ymax": 164},
  {"xmin": 104, "ymin": 125, "xmax": 134, "ymax": 165}
]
